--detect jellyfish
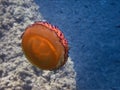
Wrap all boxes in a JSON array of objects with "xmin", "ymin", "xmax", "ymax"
[{"xmin": 21, "ymin": 21, "xmax": 69, "ymax": 70}]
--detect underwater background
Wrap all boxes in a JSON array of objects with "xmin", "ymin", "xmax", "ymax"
[
  {"xmin": 34, "ymin": 0, "xmax": 120, "ymax": 90},
  {"xmin": 0, "ymin": 0, "xmax": 120, "ymax": 90}
]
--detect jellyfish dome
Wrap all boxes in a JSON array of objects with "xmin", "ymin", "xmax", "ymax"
[{"xmin": 21, "ymin": 21, "xmax": 69, "ymax": 70}]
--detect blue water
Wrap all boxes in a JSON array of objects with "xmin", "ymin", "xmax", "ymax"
[{"xmin": 34, "ymin": 0, "xmax": 120, "ymax": 89}]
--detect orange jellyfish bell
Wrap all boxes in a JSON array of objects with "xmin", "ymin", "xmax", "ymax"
[{"xmin": 21, "ymin": 21, "xmax": 69, "ymax": 70}]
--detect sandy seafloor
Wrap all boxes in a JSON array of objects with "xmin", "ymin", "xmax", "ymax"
[
  {"xmin": 0, "ymin": 0, "xmax": 76, "ymax": 90},
  {"xmin": 34, "ymin": 0, "xmax": 120, "ymax": 90}
]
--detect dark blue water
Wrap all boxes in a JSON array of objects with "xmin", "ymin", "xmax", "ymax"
[{"xmin": 34, "ymin": 0, "xmax": 120, "ymax": 89}]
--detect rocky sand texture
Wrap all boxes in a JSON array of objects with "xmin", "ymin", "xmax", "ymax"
[{"xmin": 0, "ymin": 0, "xmax": 76, "ymax": 90}]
